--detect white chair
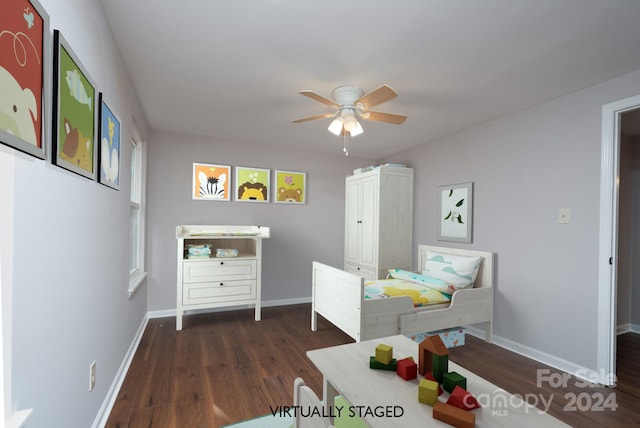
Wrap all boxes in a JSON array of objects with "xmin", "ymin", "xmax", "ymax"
[{"xmin": 293, "ymin": 377, "xmax": 334, "ymax": 428}]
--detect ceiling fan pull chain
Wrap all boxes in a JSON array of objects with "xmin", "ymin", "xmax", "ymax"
[{"xmin": 343, "ymin": 133, "xmax": 349, "ymax": 156}]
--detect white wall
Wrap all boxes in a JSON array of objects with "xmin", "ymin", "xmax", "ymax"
[
  {"xmin": 146, "ymin": 131, "xmax": 367, "ymax": 312},
  {"xmin": 2, "ymin": 0, "xmax": 149, "ymax": 426},
  {"xmin": 382, "ymin": 69, "xmax": 640, "ymax": 372}
]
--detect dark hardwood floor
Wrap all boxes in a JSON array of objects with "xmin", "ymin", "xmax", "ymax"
[{"xmin": 106, "ymin": 304, "xmax": 640, "ymax": 427}]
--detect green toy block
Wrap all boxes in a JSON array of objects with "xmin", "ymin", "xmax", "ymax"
[
  {"xmin": 432, "ymin": 353, "xmax": 449, "ymax": 383},
  {"xmin": 369, "ymin": 356, "xmax": 397, "ymax": 370},
  {"xmin": 442, "ymin": 371, "xmax": 467, "ymax": 393},
  {"xmin": 418, "ymin": 378, "xmax": 439, "ymax": 406},
  {"xmin": 375, "ymin": 344, "xmax": 393, "ymax": 365}
]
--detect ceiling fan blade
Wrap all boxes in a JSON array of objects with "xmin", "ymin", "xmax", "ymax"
[
  {"xmin": 355, "ymin": 84, "xmax": 398, "ymax": 109},
  {"xmin": 299, "ymin": 90, "xmax": 339, "ymax": 108},
  {"xmin": 362, "ymin": 111, "xmax": 407, "ymax": 125},
  {"xmin": 291, "ymin": 113, "xmax": 335, "ymax": 123}
]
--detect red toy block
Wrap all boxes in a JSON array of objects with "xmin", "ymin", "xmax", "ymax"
[
  {"xmin": 433, "ymin": 401, "xmax": 475, "ymax": 428},
  {"xmin": 447, "ymin": 385, "xmax": 481, "ymax": 411},
  {"xmin": 425, "ymin": 372, "xmax": 443, "ymax": 395},
  {"xmin": 396, "ymin": 357, "xmax": 417, "ymax": 380}
]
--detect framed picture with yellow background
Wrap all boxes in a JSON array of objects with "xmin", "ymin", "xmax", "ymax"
[
  {"xmin": 274, "ymin": 170, "xmax": 306, "ymax": 204},
  {"xmin": 235, "ymin": 166, "xmax": 270, "ymax": 203}
]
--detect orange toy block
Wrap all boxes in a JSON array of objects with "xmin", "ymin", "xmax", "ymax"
[
  {"xmin": 418, "ymin": 335, "xmax": 449, "ymax": 375},
  {"xmin": 433, "ymin": 401, "xmax": 475, "ymax": 428},
  {"xmin": 375, "ymin": 343, "xmax": 393, "ymax": 365},
  {"xmin": 447, "ymin": 385, "xmax": 481, "ymax": 411},
  {"xmin": 397, "ymin": 357, "xmax": 418, "ymax": 380}
]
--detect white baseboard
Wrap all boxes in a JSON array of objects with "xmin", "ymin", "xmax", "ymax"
[
  {"xmin": 466, "ymin": 326, "xmax": 610, "ymax": 386},
  {"xmin": 92, "ymin": 313, "xmax": 149, "ymax": 428}
]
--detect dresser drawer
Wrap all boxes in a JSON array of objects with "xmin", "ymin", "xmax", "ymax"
[
  {"xmin": 183, "ymin": 259, "xmax": 256, "ymax": 283},
  {"xmin": 183, "ymin": 280, "xmax": 256, "ymax": 305}
]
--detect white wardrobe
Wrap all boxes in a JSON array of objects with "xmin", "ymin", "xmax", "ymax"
[{"xmin": 344, "ymin": 165, "xmax": 414, "ymax": 280}]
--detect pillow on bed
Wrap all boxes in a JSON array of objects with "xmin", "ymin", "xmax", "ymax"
[
  {"xmin": 387, "ymin": 269, "xmax": 456, "ymax": 295},
  {"xmin": 422, "ymin": 251, "xmax": 482, "ymax": 289}
]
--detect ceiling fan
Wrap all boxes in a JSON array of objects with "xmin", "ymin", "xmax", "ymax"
[{"xmin": 291, "ymin": 84, "xmax": 407, "ymax": 155}]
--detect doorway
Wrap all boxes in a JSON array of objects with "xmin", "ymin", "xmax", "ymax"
[{"xmin": 598, "ymin": 94, "xmax": 640, "ymax": 386}]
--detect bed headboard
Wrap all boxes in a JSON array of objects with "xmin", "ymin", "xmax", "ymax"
[{"xmin": 417, "ymin": 245, "xmax": 493, "ymax": 289}]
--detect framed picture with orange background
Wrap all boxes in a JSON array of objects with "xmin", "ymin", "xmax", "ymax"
[
  {"xmin": 0, "ymin": 0, "xmax": 51, "ymax": 159},
  {"xmin": 192, "ymin": 162, "xmax": 231, "ymax": 201}
]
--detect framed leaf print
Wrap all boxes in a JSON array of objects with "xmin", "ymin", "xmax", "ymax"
[
  {"xmin": 437, "ymin": 182, "xmax": 473, "ymax": 243},
  {"xmin": 98, "ymin": 93, "xmax": 120, "ymax": 190},
  {"xmin": 192, "ymin": 162, "xmax": 231, "ymax": 201},
  {"xmin": 274, "ymin": 170, "xmax": 306, "ymax": 204},
  {"xmin": 52, "ymin": 29, "xmax": 97, "ymax": 179},
  {"xmin": 0, "ymin": 0, "xmax": 50, "ymax": 159},
  {"xmin": 235, "ymin": 166, "xmax": 270, "ymax": 202}
]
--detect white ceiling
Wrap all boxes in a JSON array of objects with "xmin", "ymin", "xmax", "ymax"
[{"xmin": 100, "ymin": 0, "xmax": 640, "ymax": 159}]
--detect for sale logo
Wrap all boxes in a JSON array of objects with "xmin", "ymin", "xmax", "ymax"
[{"xmin": 536, "ymin": 369, "xmax": 618, "ymax": 412}]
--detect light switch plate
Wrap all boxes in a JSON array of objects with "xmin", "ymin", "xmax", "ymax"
[{"xmin": 558, "ymin": 208, "xmax": 570, "ymax": 224}]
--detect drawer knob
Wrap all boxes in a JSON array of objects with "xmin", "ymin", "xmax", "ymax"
[
  {"xmin": 220, "ymin": 282, "xmax": 224, "ymax": 286},
  {"xmin": 220, "ymin": 261, "xmax": 224, "ymax": 265}
]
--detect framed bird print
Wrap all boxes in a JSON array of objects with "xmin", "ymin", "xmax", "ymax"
[
  {"xmin": 52, "ymin": 29, "xmax": 97, "ymax": 179},
  {"xmin": 98, "ymin": 93, "xmax": 120, "ymax": 190},
  {"xmin": 0, "ymin": 0, "xmax": 51, "ymax": 159},
  {"xmin": 192, "ymin": 162, "xmax": 231, "ymax": 201}
]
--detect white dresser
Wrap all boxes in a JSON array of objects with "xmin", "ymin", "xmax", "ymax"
[
  {"xmin": 344, "ymin": 166, "xmax": 413, "ymax": 280},
  {"xmin": 175, "ymin": 224, "xmax": 270, "ymax": 330}
]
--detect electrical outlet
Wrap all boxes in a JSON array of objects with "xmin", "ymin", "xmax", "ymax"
[{"xmin": 89, "ymin": 361, "xmax": 96, "ymax": 392}]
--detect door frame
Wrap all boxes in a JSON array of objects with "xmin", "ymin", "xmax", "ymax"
[{"xmin": 598, "ymin": 93, "xmax": 640, "ymax": 386}]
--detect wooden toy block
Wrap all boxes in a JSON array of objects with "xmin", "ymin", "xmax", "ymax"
[
  {"xmin": 443, "ymin": 371, "xmax": 467, "ymax": 393},
  {"xmin": 432, "ymin": 353, "xmax": 449, "ymax": 383},
  {"xmin": 396, "ymin": 357, "xmax": 418, "ymax": 380},
  {"xmin": 433, "ymin": 401, "xmax": 475, "ymax": 428},
  {"xmin": 425, "ymin": 372, "xmax": 444, "ymax": 395},
  {"xmin": 418, "ymin": 378, "xmax": 439, "ymax": 406},
  {"xmin": 418, "ymin": 335, "xmax": 449, "ymax": 375},
  {"xmin": 447, "ymin": 385, "xmax": 481, "ymax": 411},
  {"xmin": 375, "ymin": 343, "xmax": 393, "ymax": 365},
  {"xmin": 369, "ymin": 356, "xmax": 397, "ymax": 370}
]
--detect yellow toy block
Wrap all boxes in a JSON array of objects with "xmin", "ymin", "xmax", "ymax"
[
  {"xmin": 375, "ymin": 343, "xmax": 393, "ymax": 365},
  {"xmin": 418, "ymin": 378, "xmax": 439, "ymax": 406}
]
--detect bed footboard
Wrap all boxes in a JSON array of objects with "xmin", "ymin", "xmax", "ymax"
[
  {"xmin": 398, "ymin": 287, "xmax": 493, "ymax": 342},
  {"xmin": 311, "ymin": 261, "xmax": 364, "ymax": 341}
]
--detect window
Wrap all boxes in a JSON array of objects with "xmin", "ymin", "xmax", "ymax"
[{"xmin": 129, "ymin": 128, "xmax": 146, "ymax": 296}]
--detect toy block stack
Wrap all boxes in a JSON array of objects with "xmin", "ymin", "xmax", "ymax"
[
  {"xmin": 369, "ymin": 343, "xmax": 397, "ymax": 370},
  {"xmin": 368, "ymin": 336, "xmax": 481, "ymax": 427},
  {"xmin": 417, "ymin": 335, "xmax": 479, "ymax": 427}
]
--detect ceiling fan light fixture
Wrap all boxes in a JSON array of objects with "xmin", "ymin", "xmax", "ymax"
[
  {"xmin": 328, "ymin": 116, "xmax": 344, "ymax": 135},
  {"xmin": 350, "ymin": 121, "xmax": 363, "ymax": 137},
  {"xmin": 342, "ymin": 109, "xmax": 360, "ymax": 132}
]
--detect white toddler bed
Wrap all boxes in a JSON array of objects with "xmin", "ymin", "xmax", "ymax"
[{"xmin": 311, "ymin": 245, "xmax": 493, "ymax": 342}]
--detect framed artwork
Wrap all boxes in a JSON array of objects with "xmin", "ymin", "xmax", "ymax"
[
  {"xmin": 52, "ymin": 30, "xmax": 97, "ymax": 179},
  {"xmin": 437, "ymin": 182, "xmax": 473, "ymax": 243},
  {"xmin": 0, "ymin": 0, "xmax": 50, "ymax": 159},
  {"xmin": 193, "ymin": 162, "xmax": 231, "ymax": 201},
  {"xmin": 97, "ymin": 93, "xmax": 120, "ymax": 190},
  {"xmin": 235, "ymin": 166, "xmax": 270, "ymax": 202},
  {"xmin": 274, "ymin": 170, "xmax": 306, "ymax": 204}
]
